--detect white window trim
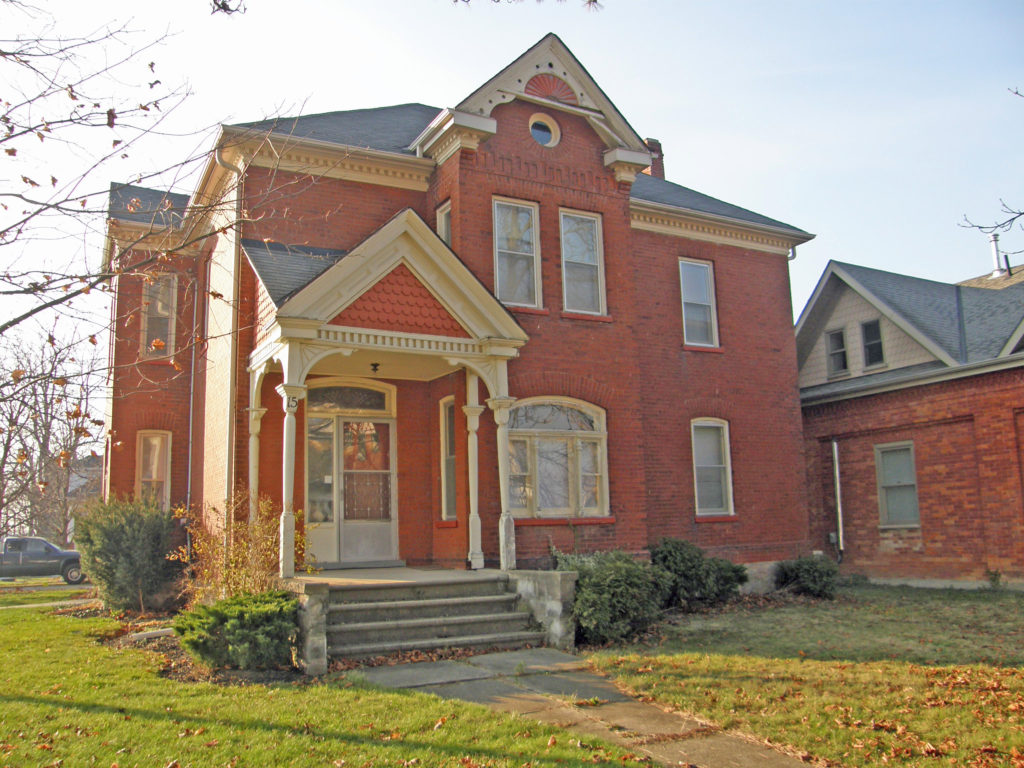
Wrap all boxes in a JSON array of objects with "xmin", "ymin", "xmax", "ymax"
[
  {"xmin": 140, "ymin": 274, "xmax": 177, "ymax": 358},
  {"xmin": 528, "ymin": 112, "xmax": 561, "ymax": 148},
  {"xmin": 861, "ymin": 319, "xmax": 885, "ymax": 369},
  {"xmin": 690, "ymin": 418, "xmax": 735, "ymax": 516},
  {"xmin": 559, "ymin": 208, "xmax": 607, "ymax": 315},
  {"xmin": 874, "ymin": 441, "xmax": 920, "ymax": 528},
  {"xmin": 679, "ymin": 259, "xmax": 719, "ymax": 347},
  {"xmin": 135, "ymin": 430, "xmax": 172, "ymax": 511},
  {"xmin": 507, "ymin": 396, "xmax": 609, "ymax": 518},
  {"xmin": 436, "ymin": 200, "xmax": 452, "ymax": 246},
  {"xmin": 825, "ymin": 328, "xmax": 849, "ymax": 377},
  {"xmin": 493, "ymin": 197, "xmax": 542, "ymax": 309},
  {"xmin": 440, "ymin": 396, "xmax": 457, "ymax": 521}
]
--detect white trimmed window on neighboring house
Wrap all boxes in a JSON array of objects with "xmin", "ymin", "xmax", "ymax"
[
  {"xmin": 493, "ymin": 199, "xmax": 541, "ymax": 307},
  {"xmin": 440, "ymin": 397, "xmax": 457, "ymax": 521},
  {"xmin": 862, "ymin": 319, "xmax": 885, "ymax": 367},
  {"xmin": 691, "ymin": 418, "xmax": 734, "ymax": 516},
  {"xmin": 136, "ymin": 431, "xmax": 171, "ymax": 510},
  {"xmin": 560, "ymin": 210, "xmax": 605, "ymax": 314},
  {"xmin": 507, "ymin": 399, "xmax": 608, "ymax": 518},
  {"xmin": 875, "ymin": 442, "xmax": 919, "ymax": 527},
  {"xmin": 679, "ymin": 259, "xmax": 718, "ymax": 346},
  {"xmin": 141, "ymin": 275, "xmax": 176, "ymax": 357},
  {"xmin": 826, "ymin": 329, "xmax": 848, "ymax": 376}
]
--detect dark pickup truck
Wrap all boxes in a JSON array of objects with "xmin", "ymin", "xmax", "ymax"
[{"xmin": 0, "ymin": 537, "xmax": 85, "ymax": 584}]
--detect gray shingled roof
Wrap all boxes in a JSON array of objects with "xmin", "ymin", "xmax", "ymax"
[
  {"xmin": 108, "ymin": 183, "xmax": 189, "ymax": 228},
  {"xmin": 801, "ymin": 360, "xmax": 948, "ymax": 402},
  {"xmin": 242, "ymin": 239, "xmax": 346, "ymax": 305},
  {"xmin": 831, "ymin": 260, "xmax": 1024, "ymax": 365},
  {"xmin": 234, "ymin": 104, "xmax": 442, "ymax": 155},
  {"xmin": 630, "ymin": 174, "xmax": 808, "ymax": 235}
]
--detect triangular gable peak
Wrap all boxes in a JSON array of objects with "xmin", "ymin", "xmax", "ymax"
[
  {"xmin": 327, "ymin": 263, "xmax": 471, "ymax": 339},
  {"xmin": 277, "ymin": 209, "xmax": 527, "ymax": 346},
  {"xmin": 453, "ymin": 33, "xmax": 651, "ymax": 163}
]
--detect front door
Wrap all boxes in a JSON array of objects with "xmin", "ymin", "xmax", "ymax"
[{"xmin": 306, "ymin": 417, "xmax": 398, "ymax": 567}]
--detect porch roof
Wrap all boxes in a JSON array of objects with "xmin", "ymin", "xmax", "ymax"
[{"xmin": 242, "ymin": 239, "xmax": 347, "ymax": 304}]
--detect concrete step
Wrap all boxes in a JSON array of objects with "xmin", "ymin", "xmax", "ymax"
[
  {"xmin": 328, "ymin": 574, "xmax": 509, "ymax": 604},
  {"xmin": 328, "ymin": 611, "xmax": 534, "ymax": 646},
  {"xmin": 329, "ymin": 593, "xmax": 520, "ymax": 623},
  {"xmin": 328, "ymin": 629, "xmax": 547, "ymax": 660}
]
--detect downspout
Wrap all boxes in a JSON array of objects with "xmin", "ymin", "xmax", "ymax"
[
  {"xmin": 185, "ymin": 265, "xmax": 201, "ymax": 509},
  {"xmin": 831, "ymin": 439, "xmax": 844, "ymax": 562},
  {"xmin": 788, "ymin": 246, "xmax": 797, "ymax": 261}
]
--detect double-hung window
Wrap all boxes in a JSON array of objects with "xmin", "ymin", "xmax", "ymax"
[
  {"xmin": 679, "ymin": 259, "xmax": 718, "ymax": 346},
  {"xmin": 142, "ymin": 275, "xmax": 176, "ymax": 357},
  {"xmin": 691, "ymin": 419, "xmax": 734, "ymax": 515},
  {"xmin": 560, "ymin": 210, "xmax": 605, "ymax": 314},
  {"xmin": 440, "ymin": 397, "xmax": 457, "ymax": 520},
  {"xmin": 862, "ymin": 319, "xmax": 884, "ymax": 367},
  {"xmin": 875, "ymin": 442, "xmax": 919, "ymax": 527},
  {"xmin": 136, "ymin": 431, "xmax": 171, "ymax": 510},
  {"xmin": 507, "ymin": 399, "xmax": 607, "ymax": 517},
  {"xmin": 493, "ymin": 199, "xmax": 540, "ymax": 307},
  {"xmin": 826, "ymin": 329, "xmax": 848, "ymax": 376}
]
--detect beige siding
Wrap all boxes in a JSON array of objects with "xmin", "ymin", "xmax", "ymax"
[{"xmin": 799, "ymin": 284, "xmax": 937, "ymax": 388}]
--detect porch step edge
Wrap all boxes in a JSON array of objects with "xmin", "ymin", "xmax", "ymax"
[
  {"xmin": 328, "ymin": 630, "xmax": 546, "ymax": 660},
  {"xmin": 328, "ymin": 573, "xmax": 509, "ymax": 594},
  {"xmin": 328, "ymin": 611, "xmax": 529, "ymax": 634},
  {"xmin": 328, "ymin": 593, "xmax": 518, "ymax": 614}
]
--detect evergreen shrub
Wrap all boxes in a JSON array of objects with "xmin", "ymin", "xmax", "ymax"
[
  {"xmin": 173, "ymin": 590, "xmax": 299, "ymax": 670},
  {"xmin": 649, "ymin": 538, "xmax": 747, "ymax": 610},
  {"xmin": 774, "ymin": 555, "xmax": 839, "ymax": 599},
  {"xmin": 75, "ymin": 498, "xmax": 180, "ymax": 612}
]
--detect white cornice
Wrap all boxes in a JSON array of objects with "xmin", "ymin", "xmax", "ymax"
[
  {"xmin": 408, "ymin": 109, "xmax": 497, "ymax": 163},
  {"xmin": 630, "ymin": 199, "xmax": 812, "ymax": 255},
  {"xmin": 604, "ymin": 148, "xmax": 652, "ymax": 184},
  {"xmin": 800, "ymin": 353, "xmax": 1024, "ymax": 406}
]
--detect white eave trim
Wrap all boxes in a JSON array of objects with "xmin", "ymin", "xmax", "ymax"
[
  {"xmin": 408, "ymin": 108, "xmax": 497, "ymax": 156},
  {"xmin": 604, "ymin": 147, "xmax": 653, "ymax": 169},
  {"xmin": 800, "ymin": 353, "xmax": 1024, "ymax": 406},
  {"xmin": 630, "ymin": 197, "xmax": 815, "ymax": 247}
]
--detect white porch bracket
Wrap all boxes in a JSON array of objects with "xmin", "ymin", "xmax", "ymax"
[
  {"xmin": 276, "ymin": 382, "xmax": 307, "ymax": 578},
  {"xmin": 487, "ymin": 395, "xmax": 517, "ymax": 571},
  {"xmin": 463, "ymin": 372, "xmax": 486, "ymax": 569}
]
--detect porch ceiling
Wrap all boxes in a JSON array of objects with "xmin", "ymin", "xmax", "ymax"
[{"xmin": 305, "ymin": 346, "xmax": 459, "ymax": 382}]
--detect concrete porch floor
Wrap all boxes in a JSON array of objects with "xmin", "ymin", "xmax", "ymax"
[{"xmin": 290, "ymin": 566, "xmax": 507, "ymax": 588}]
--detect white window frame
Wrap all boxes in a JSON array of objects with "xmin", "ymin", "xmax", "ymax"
[
  {"xmin": 862, "ymin": 319, "xmax": 885, "ymax": 368},
  {"xmin": 559, "ymin": 209, "xmax": 606, "ymax": 315},
  {"xmin": 436, "ymin": 201, "xmax": 452, "ymax": 246},
  {"xmin": 493, "ymin": 198, "xmax": 541, "ymax": 308},
  {"xmin": 141, "ymin": 274, "xmax": 176, "ymax": 358},
  {"xmin": 826, "ymin": 328, "xmax": 848, "ymax": 377},
  {"xmin": 135, "ymin": 430, "xmax": 171, "ymax": 511},
  {"xmin": 690, "ymin": 418, "xmax": 734, "ymax": 516},
  {"xmin": 440, "ymin": 396, "xmax": 457, "ymax": 521},
  {"xmin": 506, "ymin": 397, "xmax": 609, "ymax": 518},
  {"xmin": 679, "ymin": 259, "xmax": 719, "ymax": 347},
  {"xmin": 875, "ymin": 441, "xmax": 920, "ymax": 528}
]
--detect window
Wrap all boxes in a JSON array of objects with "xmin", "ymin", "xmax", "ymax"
[
  {"xmin": 135, "ymin": 431, "xmax": 171, "ymax": 510},
  {"xmin": 436, "ymin": 201, "xmax": 452, "ymax": 246},
  {"xmin": 560, "ymin": 210, "xmax": 605, "ymax": 314},
  {"xmin": 528, "ymin": 113, "xmax": 560, "ymax": 148},
  {"xmin": 826, "ymin": 329, "xmax": 848, "ymax": 376},
  {"xmin": 493, "ymin": 199, "xmax": 540, "ymax": 307},
  {"xmin": 875, "ymin": 442, "xmax": 919, "ymax": 527},
  {"xmin": 141, "ymin": 275, "xmax": 176, "ymax": 357},
  {"xmin": 507, "ymin": 399, "xmax": 607, "ymax": 517},
  {"xmin": 691, "ymin": 419, "xmax": 733, "ymax": 515},
  {"xmin": 679, "ymin": 260, "xmax": 718, "ymax": 346},
  {"xmin": 862, "ymin": 319, "xmax": 884, "ymax": 367},
  {"xmin": 440, "ymin": 397, "xmax": 457, "ymax": 520}
]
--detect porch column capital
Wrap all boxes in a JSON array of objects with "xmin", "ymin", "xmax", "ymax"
[
  {"xmin": 486, "ymin": 396, "xmax": 516, "ymax": 426},
  {"xmin": 276, "ymin": 383, "xmax": 307, "ymax": 414},
  {"xmin": 462, "ymin": 404, "xmax": 485, "ymax": 431},
  {"xmin": 248, "ymin": 407, "xmax": 268, "ymax": 435}
]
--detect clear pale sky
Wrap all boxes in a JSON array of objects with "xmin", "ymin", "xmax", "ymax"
[{"xmin": 38, "ymin": 0, "xmax": 1024, "ymax": 318}]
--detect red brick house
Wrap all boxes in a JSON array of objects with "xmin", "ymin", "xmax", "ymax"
[
  {"xmin": 798, "ymin": 259, "xmax": 1024, "ymax": 585},
  {"xmin": 104, "ymin": 34, "xmax": 814, "ymax": 577}
]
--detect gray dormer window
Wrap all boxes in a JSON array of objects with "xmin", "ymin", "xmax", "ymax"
[
  {"xmin": 862, "ymin": 319, "xmax": 884, "ymax": 367},
  {"xmin": 826, "ymin": 329, "xmax": 848, "ymax": 376}
]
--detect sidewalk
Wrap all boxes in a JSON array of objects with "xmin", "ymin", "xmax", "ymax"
[{"xmin": 347, "ymin": 648, "xmax": 805, "ymax": 768}]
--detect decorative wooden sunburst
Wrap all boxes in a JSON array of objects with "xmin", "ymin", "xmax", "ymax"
[{"xmin": 524, "ymin": 74, "xmax": 578, "ymax": 105}]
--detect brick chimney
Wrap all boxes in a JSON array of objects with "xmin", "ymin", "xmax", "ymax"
[{"xmin": 644, "ymin": 138, "xmax": 664, "ymax": 179}]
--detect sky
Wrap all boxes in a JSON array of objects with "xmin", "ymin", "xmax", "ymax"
[{"xmin": 19, "ymin": 0, "xmax": 1024, "ymax": 319}]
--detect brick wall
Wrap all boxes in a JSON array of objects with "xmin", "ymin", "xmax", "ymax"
[{"xmin": 803, "ymin": 366, "xmax": 1024, "ymax": 581}]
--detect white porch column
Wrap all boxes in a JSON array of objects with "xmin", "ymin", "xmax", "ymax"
[
  {"xmin": 276, "ymin": 383, "xmax": 307, "ymax": 578},
  {"xmin": 463, "ymin": 373, "xmax": 485, "ymax": 569},
  {"xmin": 487, "ymin": 395, "xmax": 517, "ymax": 571},
  {"xmin": 247, "ymin": 407, "xmax": 267, "ymax": 520}
]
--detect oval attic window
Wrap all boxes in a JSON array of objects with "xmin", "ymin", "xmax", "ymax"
[{"xmin": 529, "ymin": 113, "xmax": 560, "ymax": 148}]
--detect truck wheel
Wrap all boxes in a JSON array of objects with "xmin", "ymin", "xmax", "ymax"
[{"xmin": 62, "ymin": 563, "xmax": 84, "ymax": 585}]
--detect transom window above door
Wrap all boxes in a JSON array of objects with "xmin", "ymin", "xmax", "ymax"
[{"xmin": 507, "ymin": 399, "xmax": 608, "ymax": 518}]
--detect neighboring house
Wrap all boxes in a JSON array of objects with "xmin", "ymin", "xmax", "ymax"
[
  {"xmin": 797, "ymin": 260, "xmax": 1024, "ymax": 584},
  {"xmin": 103, "ymin": 34, "xmax": 814, "ymax": 576}
]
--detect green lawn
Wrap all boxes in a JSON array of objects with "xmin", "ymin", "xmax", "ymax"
[
  {"xmin": 0, "ymin": 607, "xmax": 636, "ymax": 767},
  {"xmin": 0, "ymin": 588, "xmax": 91, "ymax": 607},
  {"xmin": 591, "ymin": 585, "xmax": 1024, "ymax": 767}
]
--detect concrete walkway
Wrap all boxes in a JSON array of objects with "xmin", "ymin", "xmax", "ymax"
[{"xmin": 347, "ymin": 648, "xmax": 805, "ymax": 768}]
